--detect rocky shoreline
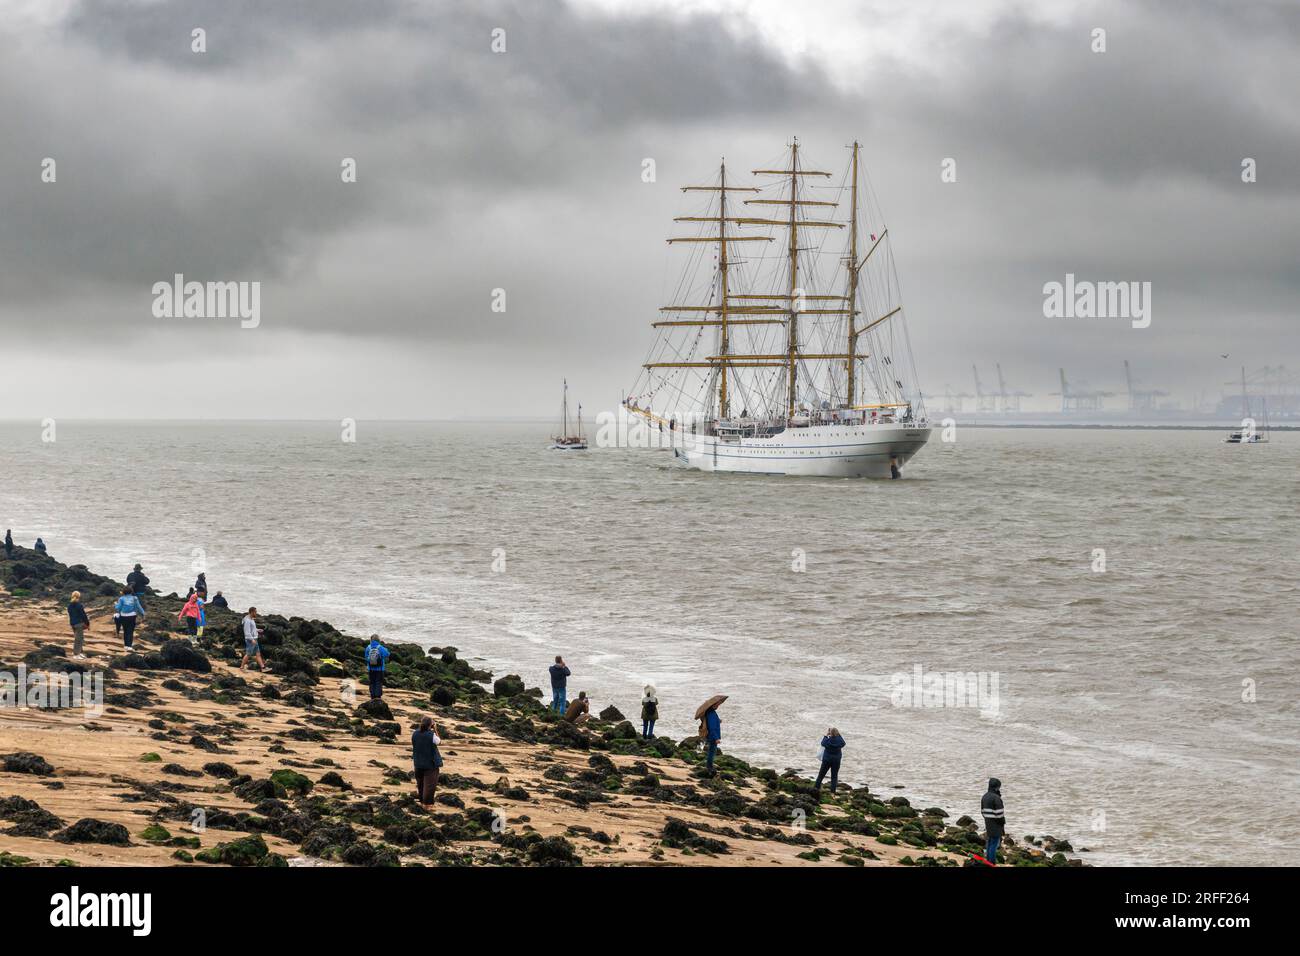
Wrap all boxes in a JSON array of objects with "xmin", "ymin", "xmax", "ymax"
[{"xmin": 0, "ymin": 547, "xmax": 1084, "ymax": 867}]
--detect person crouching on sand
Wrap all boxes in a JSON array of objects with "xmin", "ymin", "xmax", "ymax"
[
  {"xmin": 411, "ymin": 716, "xmax": 444, "ymax": 810},
  {"xmin": 563, "ymin": 691, "xmax": 590, "ymax": 724},
  {"xmin": 813, "ymin": 727, "xmax": 846, "ymax": 795},
  {"xmin": 67, "ymin": 590, "xmax": 91, "ymax": 660},
  {"xmin": 114, "ymin": 586, "xmax": 144, "ymax": 649},
  {"xmin": 240, "ymin": 607, "xmax": 269, "ymax": 672},
  {"xmin": 641, "ymin": 685, "xmax": 659, "ymax": 739}
]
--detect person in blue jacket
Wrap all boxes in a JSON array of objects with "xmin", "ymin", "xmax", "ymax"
[
  {"xmin": 34, "ymin": 537, "xmax": 47, "ymax": 554},
  {"xmin": 814, "ymin": 727, "xmax": 846, "ymax": 794},
  {"xmin": 114, "ymin": 586, "xmax": 145, "ymax": 649},
  {"xmin": 365, "ymin": 635, "xmax": 390, "ymax": 699},
  {"xmin": 703, "ymin": 705, "xmax": 722, "ymax": 776},
  {"xmin": 548, "ymin": 655, "xmax": 571, "ymax": 714}
]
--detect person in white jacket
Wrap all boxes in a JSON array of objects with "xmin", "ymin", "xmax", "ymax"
[{"xmin": 240, "ymin": 607, "xmax": 269, "ymax": 672}]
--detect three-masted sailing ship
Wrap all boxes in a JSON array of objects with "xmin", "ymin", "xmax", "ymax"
[
  {"xmin": 623, "ymin": 138, "xmax": 930, "ymax": 478},
  {"xmin": 550, "ymin": 379, "xmax": 588, "ymax": 450}
]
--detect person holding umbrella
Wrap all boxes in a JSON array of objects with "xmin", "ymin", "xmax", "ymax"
[{"xmin": 695, "ymin": 694, "xmax": 727, "ymax": 776}]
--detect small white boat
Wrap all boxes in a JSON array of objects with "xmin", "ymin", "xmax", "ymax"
[
  {"xmin": 1225, "ymin": 379, "xmax": 1270, "ymax": 443},
  {"xmin": 550, "ymin": 380, "xmax": 588, "ymax": 450}
]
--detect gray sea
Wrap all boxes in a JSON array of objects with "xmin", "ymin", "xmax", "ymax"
[{"xmin": 2, "ymin": 420, "xmax": 1297, "ymax": 866}]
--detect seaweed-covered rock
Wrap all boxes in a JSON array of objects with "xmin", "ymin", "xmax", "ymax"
[
  {"xmin": 318, "ymin": 771, "xmax": 353, "ymax": 790},
  {"xmin": 195, "ymin": 833, "xmax": 269, "ymax": 866},
  {"xmin": 267, "ymin": 649, "xmax": 317, "ymax": 683},
  {"xmin": 268, "ymin": 769, "xmax": 313, "ymax": 796},
  {"xmin": 605, "ymin": 720, "xmax": 637, "ymax": 740},
  {"xmin": 234, "ymin": 778, "xmax": 282, "ymax": 802},
  {"xmin": 661, "ymin": 817, "xmax": 729, "ymax": 854},
  {"xmin": 189, "ymin": 735, "xmax": 221, "ymax": 753},
  {"xmin": 203, "ymin": 762, "xmax": 238, "ymax": 779},
  {"xmin": 159, "ymin": 639, "xmax": 212, "ymax": 673},
  {"xmin": 493, "ymin": 675, "xmax": 525, "ymax": 698},
  {"xmin": 0, "ymin": 795, "xmax": 65, "ymax": 833},
  {"xmin": 526, "ymin": 835, "xmax": 583, "ymax": 867},
  {"xmin": 431, "ymin": 685, "xmax": 456, "ymax": 707},
  {"xmin": 55, "ymin": 819, "xmax": 131, "ymax": 846},
  {"xmin": 598, "ymin": 705, "xmax": 625, "ymax": 722},
  {"xmin": 1, "ymin": 752, "xmax": 54, "ymax": 776},
  {"xmin": 355, "ymin": 698, "xmax": 393, "ymax": 721}
]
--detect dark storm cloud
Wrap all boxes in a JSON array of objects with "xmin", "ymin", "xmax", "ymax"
[
  {"xmin": 904, "ymin": 0, "xmax": 1300, "ymax": 192},
  {"xmin": 1, "ymin": 0, "xmax": 1297, "ymax": 404},
  {"xmin": 1, "ymin": 0, "xmax": 841, "ymax": 316}
]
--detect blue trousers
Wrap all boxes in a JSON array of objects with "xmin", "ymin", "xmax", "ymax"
[
  {"xmin": 642, "ymin": 719, "xmax": 655, "ymax": 738},
  {"xmin": 368, "ymin": 669, "xmax": 384, "ymax": 699},
  {"xmin": 705, "ymin": 738, "xmax": 718, "ymax": 772},
  {"xmin": 551, "ymin": 690, "xmax": 567, "ymax": 713},
  {"xmin": 814, "ymin": 759, "xmax": 840, "ymax": 792},
  {"xmin": 985, "ymin": 833, "xmax": 1001, "ymax": 864}
]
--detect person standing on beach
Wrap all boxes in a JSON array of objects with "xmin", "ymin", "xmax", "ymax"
[
  {"xmin": 641, "ymin": 685, "xmax": 658, "ymax": 739},
  {"xmin": 178, "ymin": 591, "xmax": 204, "ymax": 641},
  {"xmin": 126, "ymin": 564, "xmax": 150, "ymax": 610},
  {"xmin": 67, "ymin": 590, "xmax": 91, "ymax": 660},
  {"xmin": 548, "ymin": 655, "xmax": 571, "ymax": 714},
  {"xmin": 3, "ymin": 530, "xmax": 12, "ymax": 558},
  {"xmin": 195, "ymin": 590, "xmax": 207, "ymax": 639},
  {"xmin": 34, "ymin": 537, "xmax": 47, "ymax": 555},
  {"xmin": 703, "ymin": 706, "xmax": 722, "ymax": 776},
  {"xmin": 813, "ymin": 727, "xmax": 846, "ymax": 795},
  {"xmin": 365, "ymin": 635, "xmax": 390, "ymax": 699},
  {"xmin": 194, "ymin": 572, "xmax": 207, "ymax": 596},
  {"xmin": 981, "ymin": 777, "xmax": 1006, "ymax": 865},
  {"xmin": 411, "ymin": 716, "xmax": 444, "ymax": 810},
  {"xmin": 240, "ymin": 607, "xmax": 268, "ymax": 672},
  {"xmin": 114, "ymin": 586, "xmax": 144, "ymax": 649}
]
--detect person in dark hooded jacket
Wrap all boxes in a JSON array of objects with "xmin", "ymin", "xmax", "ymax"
[
  {"xmin": 126, "ymin": 564, "xmax": 150, "ymax": 611},
  {"xmin": 3, "ymin": 530, "xmax": 13, "ymax": 558},
  {"xmin": 813, "ymin": 728, "xmax": 846, "ymax": 794},
  {"xmin": 411, "ymin": 716, "xmax": 444, "ymax": 809},
  {"xmin": 981, "ymin": 777, "xmax": 1005, "ymax": 864},
  {"xmin": 548, "ymin": 656, "xmax": 571, "ymax": 714},
  {"xmin": 34, "ymin": 537, "xmax": 47, "ymax": 554}
]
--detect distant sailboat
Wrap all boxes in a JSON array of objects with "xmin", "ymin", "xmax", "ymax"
[
  {"xmin": 1224, "ymin": 366, "xmax": 1270, "ymax": 443},
  {"xmin": 550, "ymin": 379, "xmax": 588, "ymax": 450}
]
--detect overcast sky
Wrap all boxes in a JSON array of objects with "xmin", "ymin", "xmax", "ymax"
[{"xmin": 2, "ymin": 0, "xmax": 1296, "ymax": 418}]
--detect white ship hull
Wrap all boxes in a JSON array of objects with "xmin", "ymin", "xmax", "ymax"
[{"xmin": 669, "ymin": 421, "xmax": 931, "ymax": 478}]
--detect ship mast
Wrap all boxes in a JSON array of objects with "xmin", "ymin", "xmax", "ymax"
[
  {"xmin": 718, "ymin": 162, "xmax": 731, "ymax": 419},
  {"xmin": 846, "ymin": 141, "xmax": 860, "ymax": 408},
  {"xmin": 786, "ymin": 140, "xmax": 800, "ymax": 418}
]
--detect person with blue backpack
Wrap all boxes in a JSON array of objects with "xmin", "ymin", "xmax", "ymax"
[{"xmin": 365, "ymin": 635, "xmax": 390, "ymax": 699}]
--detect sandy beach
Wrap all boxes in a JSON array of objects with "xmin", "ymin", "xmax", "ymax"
[{"xmin": 0, "ymin": 547, "xmax": 1081, "ymax": 867}]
